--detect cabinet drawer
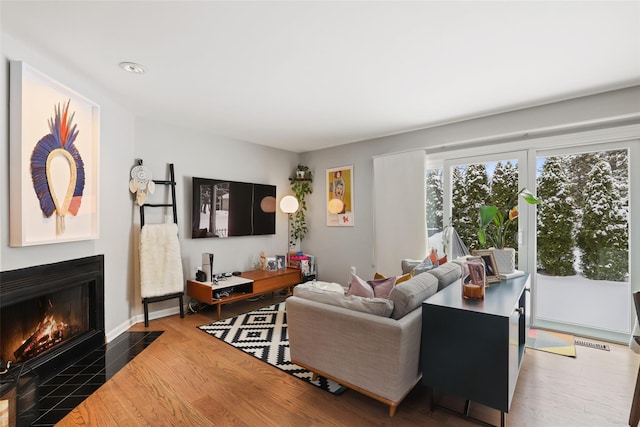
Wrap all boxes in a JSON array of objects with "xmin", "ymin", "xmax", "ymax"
[{"xmin": 253, "ymin": 272, "xmax": 300, "ymax": 293}]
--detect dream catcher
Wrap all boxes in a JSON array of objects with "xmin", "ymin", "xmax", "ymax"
[
  {"xmin": 129, "ymin": 162, "xmax": 155, "ymax": 205},
  {"xmin": 30, "ymin": 100, "xmax": 85, "ymax": 235}
]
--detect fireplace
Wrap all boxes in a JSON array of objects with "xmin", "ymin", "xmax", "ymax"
[{"xmin": 0, "ymin": 256, "xmax": 105, "ymax": 379}]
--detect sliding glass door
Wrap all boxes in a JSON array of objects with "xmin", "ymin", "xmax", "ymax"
[
  {"xmin": 533, "ymin": 144, "xmax": 631, "ymax": 340},
  {"xmin": 427, "ymin": 138, "xmax": 635, "ymax": 343},
  {"xmin": 441, "ymin": 151, "xmax": 533, "ymax": 271}
]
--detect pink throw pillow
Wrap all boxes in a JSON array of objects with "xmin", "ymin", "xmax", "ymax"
[
  {"xmin": 347, "ymin": 273, "xmax": 374, "ymax": 298},
  {"xmin": 367, "ymin": 276, "xmax": 397, "ymax": 299}
]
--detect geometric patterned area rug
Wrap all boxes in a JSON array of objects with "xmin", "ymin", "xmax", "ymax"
[
  {"xmin": 526, "ymin": 328, "xmax": 577, "ymax": 358},
  {"xmin": 198, "ymin": 302, "xmax": 347, "ymax": 395}
]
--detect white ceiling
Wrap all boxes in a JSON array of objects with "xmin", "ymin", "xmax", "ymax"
[{"xmin": 2, "ymin": 1, "xmax": 639, "ymax": 153}]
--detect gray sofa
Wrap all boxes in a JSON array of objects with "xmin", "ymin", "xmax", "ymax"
[{"xmin": 287, "ymin": 261, "xmax": 462, "ymax": 416}]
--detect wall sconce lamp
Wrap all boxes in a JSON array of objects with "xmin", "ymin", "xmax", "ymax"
[{"xmin": 280, "ymin": 195, "xmax": 299, "ymax": 267}]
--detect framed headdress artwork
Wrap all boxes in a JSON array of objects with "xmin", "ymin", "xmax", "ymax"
[
  {"xmin": 9, "ymin": 61, "xmax": 100, "ymax": 246},
  {"xmin": 326, "ymin": 165, "xmax": 354, "ymax": 226}
]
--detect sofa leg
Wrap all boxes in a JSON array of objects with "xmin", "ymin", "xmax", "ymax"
[
  {"xmin": 311, "ymin": 372, "xmax": 318, "ymax": 381},
  {"xmin": 389, "ymin": 405, "xmax": 398, "ymax": 417}
]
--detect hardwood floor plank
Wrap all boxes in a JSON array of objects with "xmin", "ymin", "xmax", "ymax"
[{"xmin": 58, "ymin": 295, "xmax": 639, "ymax": 426}]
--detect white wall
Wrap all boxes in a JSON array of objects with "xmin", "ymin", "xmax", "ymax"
[
  {"xmin": 300, "ymin": 87, "xmax": 640, "ymax": 285},
  {"xmin": 1, "ymin": 32, "xmax": 136, "ymax": 339},
  {"xmin": 132, "ymin": 117, "xmax": 300, "ymax": 317},
  {"xmin": 1, "ymin": 32, "xmax": 299, "ymax": 340}
]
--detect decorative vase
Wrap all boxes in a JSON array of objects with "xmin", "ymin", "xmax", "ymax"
[
  {"xmin": 492, "ymin": 248, "xmax": 516, "ymax": 275},
  {"xmin": 462, "ymin": 258, "xmax": 485, "ymax": 300}
]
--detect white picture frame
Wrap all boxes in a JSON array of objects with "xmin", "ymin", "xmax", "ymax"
[
  {"xmin": 9, "ymin": 61, "xmax": 100, "ymax": 246},
  {"xmin": 326, "ymin": 165, "xmax": 354, "ymax": 226}
]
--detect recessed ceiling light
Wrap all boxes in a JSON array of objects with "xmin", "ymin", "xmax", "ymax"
[{"xmin": 119, "ymin": 62, "xmax": 146, "ymax": 74}]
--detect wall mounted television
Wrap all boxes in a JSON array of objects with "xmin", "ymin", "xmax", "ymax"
[{"xmin": 192, "ymin": 177, "xmax": 276, "ymax": 238}]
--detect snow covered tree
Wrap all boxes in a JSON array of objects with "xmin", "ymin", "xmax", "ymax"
[
  {"xmin": 426, "ymin": 169, "xmax": 443, "ymax": 234},
  {"xmin": 460, "ymin": 164, "xmax": 490, "ymax": 251},
  {"xmin": 576, "ymin": 160, "xmax": 628, "ymax": 281},
  {"xmin": 490, "ymin": 161, "xmax": 519, "ymax": 248},
  {"xmin": 537, "ymin": 156, "xmax": 576, "ymax": 276},
  {"xmin": 451, "ymin": 166, "xmax": 466, "ymax": 247}
]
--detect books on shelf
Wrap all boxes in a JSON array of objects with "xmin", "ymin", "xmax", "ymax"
[{"xmin": 499, "ymin": 270, "xmax": 525, "ymax": 280}]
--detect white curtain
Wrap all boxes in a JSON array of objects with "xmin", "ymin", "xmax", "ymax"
[{"xmin": 373, "ymin": 150, "xmax": 427, "ymax": 276}]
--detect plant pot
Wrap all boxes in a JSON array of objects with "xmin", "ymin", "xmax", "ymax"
[
  {"xmin": 491, "ymin": 248, "xmax": 515, "ymax": 275},
  {"xmin": 296, "ymin": 170, "xmax": 305, "ymax": 179}
]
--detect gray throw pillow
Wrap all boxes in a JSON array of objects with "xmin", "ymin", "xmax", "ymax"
[
  {"xmin": 413, "ymin": 259, "xmax": 438, "ymax": 276},
  {"xmin": 428, "ymin": 262, "xmax": 462, "ymax": 291},
  {"xmin": 401, "ymin": 258, "xmax": 427, "ymax": 275},
  {"xmin": 388, "ymin": 272, "xmax": 438, "ymax": 320}
]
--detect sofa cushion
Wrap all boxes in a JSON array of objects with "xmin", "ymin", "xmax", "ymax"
[
  {"xmin": 428, "ymin": 262, "xmax": 462, "ymax": 291},
  {"xmin": 374, "ymin": 271, "xmax": 413, "ymax": 284},
  {"xmin": 401, "ymin": 258, "xmax": 423, "ymax": 275},
  {"xmin": 293, "ymin": 283, "xmax": 394, "ymax": 317},
  {"xmin": 347, "ymin": 273, "xmax": 396, "ymax": 298},
  {"xmin": 428, "ymin": 249, "xmax": 438, "ymax": 265},
  {"xmin": 388, "ymin": 272, "xmax": 438, "ymax": 320},
  {"xmin": 413, "ymin": 259, "xmax": 438, "ymax": 276},
  {"xmin": 306, "ymin": 280, "xmax": 345, "ymax": 294},
  {"xmin": 346, "ymin": 273, "xmax": 374, "ymax": 298},
  {"xmin": 395, "ymin": 272, "xmax": 413, "ymax": 284},
  {"xmin": 366, "ymin": 276, "xmax": 396, "ymax": 299}
]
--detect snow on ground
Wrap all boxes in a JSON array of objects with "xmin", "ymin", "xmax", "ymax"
[
  {"xmin": 535, "ymin": 273, "xmax": 630, "ymax": 333},
  {"xmin": 428, "ymin": 233, "xmax": 631, "ymax": 334}
]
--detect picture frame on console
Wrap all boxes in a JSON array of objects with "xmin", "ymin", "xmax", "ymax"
[
  {"xmin": 276, "ymin": 255, "xmax": 286, "ymax": 270},
  {"xmin": 472, "ymin": 249, "xmax": 501, "ymax": 283},
  {"xmin": 265, "ymin": 256, "xmax": 278, "ymax": 272}
]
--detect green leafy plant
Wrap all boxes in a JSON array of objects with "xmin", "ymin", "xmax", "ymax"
[
  {"xmin": 289, "ymin": 165, "xmax": 313, "ymax": 246},
  {"xmin": 478, "ymin": 189, "xmax": 541, "ymax": 249}
]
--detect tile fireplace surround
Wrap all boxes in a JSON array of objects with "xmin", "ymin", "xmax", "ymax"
[{"xmin": 0, "ymin": 255, "xmax": 113, "ymax": 425}]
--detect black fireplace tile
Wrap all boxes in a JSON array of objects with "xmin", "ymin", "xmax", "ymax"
[
  {"xmin": 46, "ymin": 383, "xmax": 80, "ymax": 397},
  {"xmin": 74, "ymin": 383, "xmax": 101, "ymax": 397},
  {"xmin": 31, "ymin": 408, "xmax": 72, "ymax": 426},
  {"xmin": 41, "ymin": 376, "xmax": 67, "ymax": 387},
  {"xmin": 74, "ymin": 352, "xmax": 105, "ymax": 366},
  {"xmin": 36, "ymin": 384, "xmax": 59, "ymax": 397},
  {"xmin": 85, "ymin": 373, "xmax": 107, "ymax": 385},
  {"xmin": 61, "ymin": 373, "xmax": 96, "ymax": 386},
  {"xmin": 105, "ymin": 358, "xmax": 130, "ymax": 379},
  {"xmin": 56, "ymin": 395, "xmax": 87, "ymax": 410},
  {"xmin": 77, "ymin": 363, "xmax": 105, "ymax": 376},
  {"xmin": 38, "ymin": 396, "xmax": 61, "ymax": 410},
  {"xmin": 58, "ymin": 364, "xmax": 87, "ymax": 375}
]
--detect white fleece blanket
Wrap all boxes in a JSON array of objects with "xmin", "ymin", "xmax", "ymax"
[{"xmin": 140, "ymin": 223, "xmax": 184, "ymax": 298}]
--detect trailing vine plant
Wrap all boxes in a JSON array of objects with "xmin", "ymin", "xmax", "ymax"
[{"xmin": 289, "ymin": 164, "xmax": 313, "ymax": 247}]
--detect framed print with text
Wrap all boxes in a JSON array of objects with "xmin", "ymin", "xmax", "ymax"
[{"xmin": 326, "ymin": 165, "xmax": 354, "ymax": 226}]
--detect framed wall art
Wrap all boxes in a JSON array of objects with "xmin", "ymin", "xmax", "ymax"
[
  {"xmin": 9, "ymin": 61, "xmax": 100, "ymax": 246},
  {"xmin": 326, "ymin": 165, "xmax": 354, "ymax": 226}
]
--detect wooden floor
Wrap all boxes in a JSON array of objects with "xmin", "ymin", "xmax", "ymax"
[{"xmin": 58, "ymin": 293, "xmax": 639, "ymax": 426}]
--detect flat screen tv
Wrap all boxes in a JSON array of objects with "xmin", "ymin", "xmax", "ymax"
[{"xmin": 192, "ymin": 177, "xmax": 276, "ymax": 238}]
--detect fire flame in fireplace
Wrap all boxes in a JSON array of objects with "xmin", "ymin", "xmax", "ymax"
[{"xmin": 14, "ymin": 314, "xmax": 72, "ymax": 362}]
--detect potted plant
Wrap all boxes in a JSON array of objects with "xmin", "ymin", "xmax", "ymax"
[
  {"xmin": 293, "ymin": 164, "xmax": 312, "ymax": 180},
  {"xmin": 289, "ymin": 165, "xmax": 313, "ymax": 247},
  {"xmin": 478, "ymin": 188, "xmax": 541, "ymax": 274}
]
